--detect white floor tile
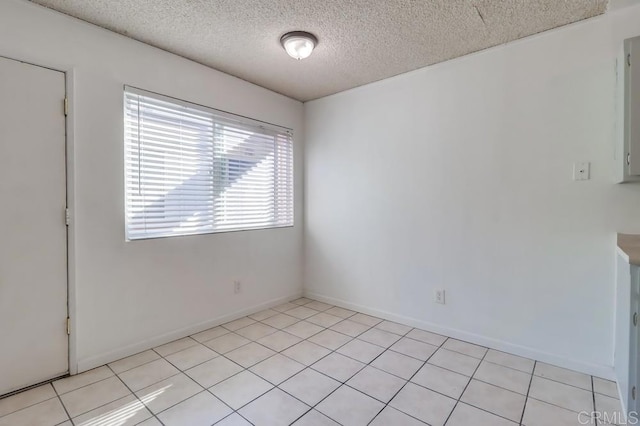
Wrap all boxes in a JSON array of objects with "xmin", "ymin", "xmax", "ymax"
[
  {"xmin": 461, "ymin": 379, "xmax": 526, "ymax": 422},
  {"xmin": 60, "ymin": 376, "xmax": 130, "ymax": 418},
  {"xmin": 358, "ymin": 328, "xmax": 402, "ymax": 348},
  {"xmin": 316, "ymin": 385, "xmax": 384, "ymax": 426},
  {"xmin": 215, "ymin": 412, "xmax": 253, "ymax": 425},
  {"xmin": 593, "ymin": 377, "xmax": 619, "ymax": 399},
  {"xmin": 442, "ymin": 339, "xmax": 488, "ymax": 359},
  {"xmin": 325, "ymin": 306, "xmax": 356, "ymax": 319},
  {"xmin": 154, "ymin": 337, "xmax": 198, "ymax": 357},
  {"xmin": 522, "ymin": 397, "xmax": 590, "ymax": 426},
  {"xmin": 209, "ymin": 371, "xmax": 273, "ymax": 410},
  {"xmin": 370, "ymin": 406, "xmax": 427, "ymax": 425},
  {"xmin": 330, "ymin": 319, "xmax": 370, "ymax": 337},
  {"xmin": 0, "ymin": 383, "xmax": 56, "ymax": 417},
  {"xmin": 284, "ymin": 321, "xmax": 324, "ymax": 339},
  {"xmin": 280, "ymin": 368, "xmax": 340, "ymax": 406},
  {"xmin": 308, "ymin": 329, "xmax": 352, "ymax": 351},
  {"xmin": 135, "ymin": 372, "xmax": 202, "ymax": 414},
  {"xmin": 165, "ymin": 344, "xmax": 218, "ymax": 370},
  {"xmin": 222, "ymin": 317, "xmax": 256, "ymax": 332},
  {"xmin": 235, "ymin": 323, "xmax": 278, "ymax": 341},
  {"xmin": 428, "ymin": 348, "xmax": 481, "ymax": 376},
  {"xmin": 305, "ymin": 301, "xmax": 334, "ymax": 312},
  {"xmin": 157, "ymin": 391, "xmax": 232, "ymax": 426},
  {"xmin": 225, "ymin": 342, "xmax": 276, "ymax": 368},
  {"xmin": 312, "ymin": 352, "xmax": 365, "ymax": 382},
  {"xmin": 336, "ymin": 339, "xmax": 385, "ymax": 363},
  {"xmin": 250, "ymin": 354, "xmax": 305, "ymax": 384},
  {"xmin": 474, "ymin": 360, "xmax": 531, "ymax": 395},
  {"xmin": 293, "ymin": 409, "xmax": 340, "ymax": 425},
  {"xmin": 257, "ymin": 330, "xmax": 302, "ymax": 352},
  {"xmin": 347, "ymin": 366, "xmax": 406, "ymax": 402},
  {"xmin": 191, "ymin": 326, "xmax": 229, "ymax": 343},
  {"xmin": 446, "ymin": 402, "xmax": 517, "ymax": 426},
  {"xmin": 389, "ymin": 382, "xmax": 456, "ymax": 426},
  {"xmin": 204, "ymin": 333, "xmax": 251, "ymax": 354},
  {"xmin": 534, "ymin": 362, "xmax": 592, "ymax": 391},
  {"xmin": 291, "ymin": 298, "xmax": 313, "ymax": 306},
  {"xmin": 306, "ymin": 312, "xmax": 343, "ymax": 328},
  {"xmin": 370, "ymin": 350, "xmax": 424, "ymax": 380},
  {"xmin": 485, "ymin": 350, "xmax": 535, "ymax": 374},
  {"xmin": 406, "ymin": 329, "xmax": 447, "ymax": 346},
  {"xmin": 411, "ymin": 363, "xmax": 470, "ymax": 399},
  {"xmin": 390, "ymin": 337, "xmax": 438, "ymax": 361},
  {"xmin": 0, "ymin": 397, "xmax": 68, "ymax": 426},
  {"xmin": 72, "ymin": 394, "xmax": 152, "ymax": 426},
  {"xmin": 349, "ymin": 313, "xmax": 383, "ymax": 327},
  {"xmin": 118, "ymin": 358, "xmax": 180, "ymax": 392},
  {"xmin": 109, "ymin": 350, "xmax": 160, "ymax": 374},
  {"xmin": 595, "ymin": 393, "xmax": 624, "ymax": 424},
  {"xmin": 282, "ymin": 341, "xmax": 331, "ymax": 366},
  {"xmin": 286, "ymin": 306, "xmax": 320, "ymax": 320},
  {"xmin": 261, "ymin": 313, "xmax": 299, "ymax": 329},
  {"xmin": 239, "ymin": 388, "xmax": 310, "ymax": 426},
  {"xmin": 185, "ymin": 357, "xmax": 244, "ymax": 388},
  {"xmin": 375, "ymin": 321, "xmax": 412, "ymax": 336},
  {"xmin": 248, "ymin": 309, "xmax": 279, "ymax": 321},
  {"xmin": 53, "ymin": 366, "xmax": 113, "ymax": 395},
  {"xmin": 529, "ymin": 376, "xmax": 594, "ymax": 413}
]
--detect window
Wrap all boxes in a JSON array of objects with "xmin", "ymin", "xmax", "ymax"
[{"xmin": 124, "ymin": 87, "xmax": 294, "ymax": 240}]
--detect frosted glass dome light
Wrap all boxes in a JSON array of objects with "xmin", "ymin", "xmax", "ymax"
[{"xmin": 280, "ymin": 31, "xmax": 318, "ymax": 60}]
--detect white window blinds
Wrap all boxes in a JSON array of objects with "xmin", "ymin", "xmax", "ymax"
[{"xmin": 124, "ymin": 87, "xmax": 294, "ymax": 240}]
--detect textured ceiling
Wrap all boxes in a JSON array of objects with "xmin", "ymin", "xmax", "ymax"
[{"xmin": 30, "ymin": 0, "xmax": 608, "ymax": 101}]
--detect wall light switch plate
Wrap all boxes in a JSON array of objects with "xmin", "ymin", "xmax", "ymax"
[
  {"xmin": 573, "ymin": 162, "xmax": 590, "ymax": 181},
  {"xmin": 435, "ymin": 289, "xmax": 445, "ymax": 304}
]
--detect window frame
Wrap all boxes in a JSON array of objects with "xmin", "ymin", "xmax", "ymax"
[{"xmin": 123, "ymin": 86, "xmax": 294, "ymax": 241}]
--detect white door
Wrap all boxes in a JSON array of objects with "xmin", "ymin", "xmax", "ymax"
[{"xmin": 0, "ymin": 56, "xmax": 68, "ymax": 395}]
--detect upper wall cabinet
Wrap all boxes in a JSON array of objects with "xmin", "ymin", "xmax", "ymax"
[{"xmin": 617, "ymin": 36, "xmax": 640, "ymax": 183}]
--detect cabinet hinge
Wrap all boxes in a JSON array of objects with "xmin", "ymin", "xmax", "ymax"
[
  {"xmin": 66, "ymin": 317, "xmax": 71, "ymax": 335},
  {"xmin": 628, "ymin": 53, "xmax": 632, "ymax": 68},
  {"xmin": 64, "ymin": 98, "xmax": 68, "ymax": 116},
  {"xmin": 627, "ymin": 153, "xmax": 631, "ymax": 166},
  {"xmin": 65, "ymin": 208, "xmax": 70, "ymax": 226}
]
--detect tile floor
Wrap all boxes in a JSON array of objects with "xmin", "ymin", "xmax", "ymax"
[{"xmin": 0, "ymin": 297, "xmax": 625, "ymax": 426}]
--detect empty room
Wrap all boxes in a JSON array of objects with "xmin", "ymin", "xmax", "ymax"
[{"xmin": 2, "ymin": 0, "xmax": 640, "ymax": 425}]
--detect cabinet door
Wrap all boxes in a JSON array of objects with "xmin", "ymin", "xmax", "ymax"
[
  {"xmin": 628, "ymin": 37, "xmax": 640, "ymax": 176},
  {"xmin": 632, "ymin": 265, "xmax": 640, "ymax": 413}
]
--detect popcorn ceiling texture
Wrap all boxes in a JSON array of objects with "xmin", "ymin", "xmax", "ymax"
[{"xmin": 30, "ymin": 0, "xmax": 608, "ymax": 101}]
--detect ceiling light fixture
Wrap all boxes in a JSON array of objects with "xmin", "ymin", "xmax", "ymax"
[{"xmin": 280, "ymin": 31, "xmax": 318, "ymax": 60}]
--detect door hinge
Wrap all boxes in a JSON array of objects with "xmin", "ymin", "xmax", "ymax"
[
  {"xmin": 64, "ymin": 98, "xmax": 68, "ymax": 116},
  {"xmin": 628, "ymin": 53, "xmax": 632, "ymax": 68},
  {"xmin": 628, "ymin": 153, "xmax": 631, "ymax": 166},
  {"xmin": 65, "ymin": 208, "xmax": 70, "ymax": 226},
  {"xmin": 66, "ymin": 317, "xmax": 71, "ymax": 335}
]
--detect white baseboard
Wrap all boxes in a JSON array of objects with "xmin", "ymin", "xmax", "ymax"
[
  {"xmin": 76, "ymin": 292, "xmax": 302, "ymax": 373},
  {"xmin": 305, "ymin": 291, "xmax": 616, "ymax": 380}
]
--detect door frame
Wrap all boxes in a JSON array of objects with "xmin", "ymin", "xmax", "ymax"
[{"xmin": 0, "ymin": 54, "xmax": 77, "ymax": 377}]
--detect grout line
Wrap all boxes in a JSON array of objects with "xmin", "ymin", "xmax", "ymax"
[
  {"xmin": 440, "ymin": 342, "xmax": 488, "ymax": 426},
  {"xmin": 104, "ymin": 364, "xmax": 166, "ymax": 426},
  {"xmin": 519, "ymin": 360, "xmax": 537, "ymax": 425},
  {"xmin": 50, "ymin": 384, "xmax": 73, "ymax": 425}
]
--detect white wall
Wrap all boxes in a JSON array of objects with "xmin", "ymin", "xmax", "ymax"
[
  {"xmin": 304, "ymin": 4, "xmax": 640, "ymax": 378},
  {"xmin": 0, "ymin": 0, "xmax": 304, "ymax": 372}
]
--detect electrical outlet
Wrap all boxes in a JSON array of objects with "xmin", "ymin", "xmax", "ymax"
[
  {"xmin": 573, "ymin": 162, "xmax": 590, "ymax": 181},
  {"xmin": 233, "ymin": 280, "xmax": 241, "ymax": 294},
  {"xmin": 434, "ymin": 289, "xmax": 445, "ymax": 304}
]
